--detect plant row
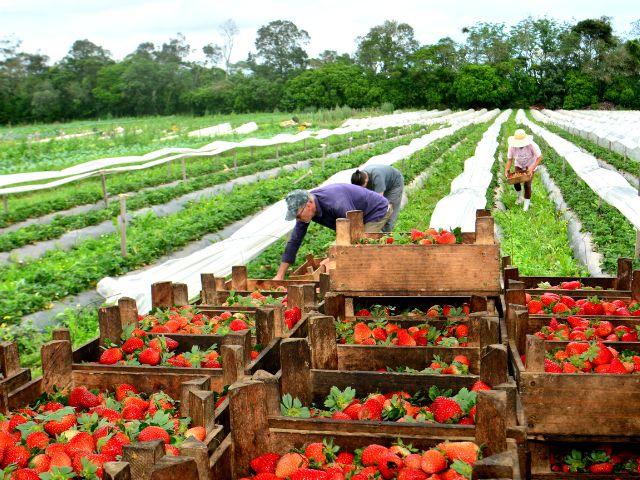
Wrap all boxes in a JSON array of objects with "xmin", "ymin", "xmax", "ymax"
[
  {"xmin": 488, "ymin": 113, "xmax": 586, "ymax": 276},
  {"xmin": 1, "ymin": 128, "xmax": 430, "ymax": 323},
  {"xmin": 526, "ymin": 111, "xmax": 640, "ymax": 273}
]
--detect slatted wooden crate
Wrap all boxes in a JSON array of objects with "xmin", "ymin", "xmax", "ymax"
[
  {"xmin": 327, "ymin": 209, "xmax": 501, "ymax": 296},
  {"xmin": 0, "ymin": 340, "xmax": 228, "ymax": 480},
  {"xmin": 226, "ymin": 368, "xmax": 522, "ymax": 479},
  {"xmin": 218, "ymin": 264, "xmax": 320, "ymax": 294},
  {"xmin": 502, "ymin": 255, "xmax": 639, "ymax": 298}
]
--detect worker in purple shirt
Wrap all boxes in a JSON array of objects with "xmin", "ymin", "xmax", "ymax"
[{"xmin": 273, "ymin": 183, "xmax": 391, "ymax": 280}]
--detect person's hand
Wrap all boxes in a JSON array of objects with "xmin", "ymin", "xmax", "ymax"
[
  {"xmin": 273, "ymin": 273, "xmax": 284, "ymax": 281},
  {"xmin": 527, "ymin": 168, "xmax": 533, "ymax": 175},
  {"xmin": 504, "ymin": 170, "xmax": 510, "ymax": 179}
]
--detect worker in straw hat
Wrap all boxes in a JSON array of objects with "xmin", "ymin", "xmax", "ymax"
[{"xmin": 504, "ymin": 128, "xmax": 542, "ymax": 212}]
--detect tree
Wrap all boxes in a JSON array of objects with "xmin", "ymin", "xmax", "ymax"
[
  {"xmin": 461, "ymin": 22, "xmax": 511, "ymax": 65},
  {"xmin": 219, "ymin": 19, "xmax": 239, "ymax": 75},
  {"xmin": 355, "ymin": 20, "xmax": 419, "ymax": 74},
  {"xmin": 563, "ymin": 70, "xmax": 597, "ymax": 108},
  {"xmin": 203, "ymin": 43, "xmax": 222, "ymax": 67},
  {"xmin": 451, "ymin": 64, "xmax": 511, "ymax": 108},
  {"xmin": 254, "ymin": 20, "xmax": 310, "ymax": 78}
]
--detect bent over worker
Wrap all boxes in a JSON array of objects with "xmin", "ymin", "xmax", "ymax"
[
  {"xmin": 273, "ymin": 183, "xmax": 391, "ymax": 280},
  {"xmin": 351, "ymin": 164, "xmax": 404, "ymax": 232}
]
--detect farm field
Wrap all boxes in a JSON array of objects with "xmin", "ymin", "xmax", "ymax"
[{"xmin": 1, "ymin": 108, "xmax": 640, "ymax": 480}]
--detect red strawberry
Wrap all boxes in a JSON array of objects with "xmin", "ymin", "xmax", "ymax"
[
  {"xmin": 64, "ymin": 431, "xmax": 95, "ymax": 458},
  {"xmin": 290, "ymin": 468, "xmax": 329, "ymax": 480},
  {"xmin": 527, "ymin": 300, "xmax": 543, "ymax": 314},
  {"xmin": 436, "ymin": 441, "xmax": 479, "ymax": 465},
  {"xmin": 99, "ymin": 347, "xmax": 123, "ymax": 365},
  {"xmin": 185, "ymin": 426, "xmax": 206, "ymax": 442},
  {"xmin": 115, "ymin": 384, "xmax": 139, "ymax": 401},
  {"xmin": 29, "ymin": 453, "xmax": 51, "ymax": 473},
  {"xmin": 121, "ymin": 405, "xmax": 145, "ymax": 420},
  {"xmin": 100, "ymin": 437, "xmax": 124, "ymax": 460},
  {"xmin": 608, "ymin": 357, "xmax": 629, "ymax": 374},
  {"xmin": 378, "ymin": 452, "xmax": 403, "ymax": 478},
  {"xmin": 26, "ymin": 431, "xmax": 50, "ymax": 450},
  {"xmin": 122, "ymin": 336, "xmax": 145, "ymax": 354},
  {"xmin": 398, "ymin": 468, "xmax": 429, "ymax": 480},
  {"xmin": 396, "ymin": 329, "xmax": 416, "ymax": 346},
  {"xmin": 331, "ymin": 411, "xmax": 351, "ymax": 420},
  {"xmin": 430, "ymin": 397, "xmax": 462, "ymax": 423},
  {"xmin": 43, "ymin": 413, "xmax": 76, "ymax": 436},
  {"xmin": 284, "ymin": 307, "xmax": 302, "ymax": 330},
  {"xmin": 1, "ymin": 445, "xmax": 30, "ymax": 468},
  {"xmin": 360, "ymin": 444, "xmax": 389, "ymax": 466},
  {"xmin": 139, "ymin": 348, "xmax": 161, "ymax": 365},
  {"xmin": 250, "ymin": 452, "xmax": 280, "ymax": 474},
  {"xmin": 353, "ymin": 323, "xmax": 372, "ymax": 344},
  {"xmin": 421, "ymin": 449, "xmax": 447, "ymax": 474},
  {"xmin": 12, "ymin": 469, "xmax": 40, "ymax": 480},
  {"xmin": 470, "ymin": 380, "xmax": 491, "ymax": 391},
  {"xmin": 68, "ymin": 386, "xmax": 101, "ymax": 409},
  {"xmin": 589, "ymin": 463, "xmax": 614, "ymax": 473},
  {"xmin": 229, "ymin": 319, "xmax": 248, "ymax": 331},
  {"xmin": 138, "ymin": 426, "xmax": 170, "ymax": 444},
  {"xmin": 275, "ymin": 452, "xmax": 308, "ymax": 478}
]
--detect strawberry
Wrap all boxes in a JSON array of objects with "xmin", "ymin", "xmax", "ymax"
[
  {"xmin": 229, "ymin": 319, "xmax": 248, "ymax": 331},
  {"xmin": 68, "ymin": 386, "xmax": 100, "ymax": 409},
  {"xmin": 396, "ymin": 329, "xmax": 417, "ymax": 346},
  {"xmin": 48, "ymin": 451, "xmax": 72, "ymax": 470},
  {"xmin": 139, "ymin": 347, "xmax": 161, "ymax": 365},
  {"xmin": 470, "ymin": 380, "xmax": 491, "ymax": 391},
  {"xmin": 99, "ymin": 347, "xmax": 123, "ymax": 365},
  {"xmin": 360, "ymin": 444, "xmax": 389, "ymax": 466},
  {"xmin": 1, "ymin": 445, "xmax": 30, "ymax": 468},
  {"xmin": 608, "ymin": 357, "xmax": 629, "ymax": 374},
  {"xmin": 436, "ymin": 441, "xmax": 479, "ymax": 464},
  {"xmin": 343, "ymin": 401, "xmax": 361, "ymax": 420},
  {"xmin": 589, "ymin": 463, "xmax": 614, "ymax": 473},
  {"xmin": 91, "ymin": 406, "xmax": 121, "ymax": 422},
  {"xmin": 430, "ymin": 397, "xmax": 462, "ymax": 423},
  {"xmin": 250, "ymin": 453, "xmax": 280, "ymax": 474},
  {"xmin": 284, "ymin": 307, "xmax": 302, "ymax": 330},
  {"xmin": 330, "ymin": 411, "xmax": 351, "ymax": 420},
  {"xmin": 552, "ymin": 303, "xmax": 569, "ymax": 314},
  {"xmin": 290, "ymin": 468, "xmax": 330, "ymax": 480},
  {"xmin": 8, "ymin": 414, "xmax": 27, "ymax": 432},
  {"xmin": 527, "ymin": 300, "xmax": 543, "ymax": 314},
  {"xmin": 121, "ymin": 405, "xmax": 145, "ymax": 420},
  {"xmin": 185, "ymin": 426, "xmax": 206, "ymax": 442},
  {"xmin": 42, "ymin": 412, "xmax": 76, "ymax": 436},
  {"xmin": 12, "ymin": 469, "xmax": 40, "ymax": 480},
  {"xmin": 378, "ymin": 452, "xmax": 403, "ymax": 479},
  {"xmin": 165, "ymin": 444, "xmax": 181, "ymax": 456},
  {"xmin": 357, "ymin": 398, "xmax": 383, "ymax": 421},
  {"xmin": 398, "ymin": 468, "xmax": 429, "ymax": 480},
  {"xmin": 64, "ymin": 431, "xmax": 95, "ymax": 458},
  {"xmin": 138, "ymin": 426, "xmax": 170, "ymax": 444},
  {"xmin": 421, "ymin": 449, "xmax": 447, "ymax": 473},
  {"xmin": 353, "ymin": 323, "xmax": 372, "ymax": 344},
  {"xmin": 100, "ymin": 437, "xmax": 124, "ymax": 460},
  {"xmin": 29, "ymin": 453, "xmax": 51, "ymax": 473},
  {"xmin": 115, "ymin": 383, "xmax": 139, "ymax": 401},
  {"xmin": 275, "ymin": 452, "xmax": 308, "ymax": 478},
  {"xmin": 436, "ymin": 231, "xmax": 456, "ymax": 244},
  {"xmin": 26, "ymin": 431, "xmax": 50, "ymax": 450},
  {"xmin": 544, "ymin": 359, "xmax": 562, "ymax": 373},
  {"xmin": 121, "ymin": 336, "xmax": 145, "ymax": 354}
]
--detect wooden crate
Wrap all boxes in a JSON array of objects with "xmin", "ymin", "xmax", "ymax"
[
  {"xmin": 226, "ymin": 369, "xmax": 522, "ymax": 479},
  {"xmin": 506, "ymin": 172, "xmax": 532, "ymax": 185},
  {"xmin": 0, "ymin": 340, "xmax": 227, "ymax": 480},
  {"xmin": 289, "ymin": 253, "xmax": 327, "ymax": 281},
  {"xmin": 323, "ymin": 291, "xmax": 495, "ymax": 321},
  {"xmin": 328, "ymin": 209, "xmax": 500, "ymax": 296},
  {"xmin": 502, "ymin": 256, "xmax": 640, "ymax": 300},
  {"xmin": 220, "ymin": 264, "xmax": 320, "ymax": 292}
]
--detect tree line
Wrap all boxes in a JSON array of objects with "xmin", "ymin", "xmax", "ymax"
[{"xmin": 1, "ymin": 16, "xmax": 639, "ymax": 125}]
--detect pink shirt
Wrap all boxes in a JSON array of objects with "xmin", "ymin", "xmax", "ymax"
[{"xmin": 508, "ymin": 143, "xmax": 542, "ymax": 169}]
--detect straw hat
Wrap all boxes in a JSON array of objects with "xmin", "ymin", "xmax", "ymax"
[{"xmin": 508, "ymin": 129, "xmax": 533, "ymax": 148}]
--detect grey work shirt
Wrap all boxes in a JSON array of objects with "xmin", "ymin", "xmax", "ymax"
[{"xmin": 363, "ymin": 165, "xmax": 403, "ymax": 193}]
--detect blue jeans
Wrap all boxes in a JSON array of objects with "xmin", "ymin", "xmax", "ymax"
[{"xmin": 383, "ymin": 184, "xmax": 403, "ymax": 232}]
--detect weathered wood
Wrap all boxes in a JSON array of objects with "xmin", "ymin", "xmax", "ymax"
[
  {"xmin": 178, "ymin": 437, "xmax": 210, "ymax": 480},
  {"xmin": 525, "ymin": 334, "xmax": 545, "ymax": 372},
  {"xmin": 121, "ymin": 440, "xmax": 165, "ymax": 480},
  {"xmin": 475, "ymin": 390, "xmax": 507, "ymax": 457},
  {"xmin": 503, "ymin": 267, "xmax": 519, "ymax": 288},
  {"xmin": 308, "ymin": 315, "xmax": 338, "ymax": 370},
  {"xmin": 633, "ymin": 270, "xmax": 640, "ymax": 302},
  {"xmin": 187, "ymin": 389, "xmax": 216, "ymax": 430},
  {"xmin": 470, "ymin": 295, "xmax": 487, "ymax": 313},
  {"xmin": 302, "ymin": 284, "xmax": 316, "ymax": 312},
  {"xmin": 346, "ymin": 210, "xmax": 364, "ymax": 242},
  {"xmin": 231, "ymin": 265, "xmax": 248, "ymax": 291},
  {"xmin": 200, "ymin": 273, "xmax": 216, "ymax": 304},
  {"xmin": 222, "ymin": 330, "xmax": 252, "ymax": 366},
  {"xmin": 51, "ymin": 328, "xmax": 71, "ymax": 342},
  {"xmin": 319, "ymin": 272, "xmax": 330, "ymax": 299},
  {"xmin": 280, "ymin": 338, "xmax": 312, "ymax": 405},
  {"xmin": 255, "ymin": 308, "xmax": 275, "ymax": 350},
  {"xmin": 287, "ymin": 285, "xmax": 304, "ymax": 311},
  {"xmin": 514, "ymin": 306, "xmax": 530, "ymax": 356},
  {"xmin": 172, "ymin": 282, "xmax": 189, "ymax": 306},
  {"xmin": 151, "ymin": 281, "xmax": 173, "ymax": 308},
  {"xmin": 475, "ymin": 216, "xmax": 495, "ymax": 245},
  {"xmin": 221, "ymin": 345, "xmax": 244, "ymax": 387},
  {"xmin": 103, "ymin": 462, "xmax": 131, "ymax": 480},
  {"xmin": 615, "ymin": 257, "xmax": 632, "ymax": 290},
  {"xmin": 322, "ymin": 293, "xmax": 345, "ymax": 320},
  {"xmin": 251, "ymin": 370, "xmax": 280, "ymax": 416},
  {"xmin": 480, "ymin": 344, "xmax": 508, "ymax": 386},
  {"xmin": 180, "ymin": 377, "xmax": 211, "ymax": 419},
  {"xmin": 41, "ymin": 340, "xmax": 73, "ymax": 393},
  {"xmin": 0, "ymin": 342, "xmax": 20, "ymax": 378},
  {"xmin": 118, "ymin": 297, "xmax": 139, "ymax": 328},
  {"xmin": 472, "ymin": 450, "xmax": 515, "ymax": 480},
  {"xmin": 329, "ymin": 244, "xmax": 500, "ymax": 295},
  {"xmin": 335, "ymin": 218, "xmax": 351, "ymax": 246},
  {"xmin": 501, "ymin": 255, "xmax": 511, "ymax": 275},
  {"xmin": 229, "ymin": 380, "xmax": 271, "ymax": 476},
  {"xmin": 99, "ymin": 305, "xmax": 122, "ymax": 347},
  {"xmin": 0, "ymin": 383, "xmax": 9, "ymax": 415}
]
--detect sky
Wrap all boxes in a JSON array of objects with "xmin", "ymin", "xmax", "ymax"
[{"xmin": 2, "ymin": 0, "xmax": 638, "ymax": 65}]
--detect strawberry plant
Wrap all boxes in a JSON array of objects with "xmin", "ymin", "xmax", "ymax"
[{"xmin": 550, "ymin": 445, "xmax": 640, "ymax": 474}]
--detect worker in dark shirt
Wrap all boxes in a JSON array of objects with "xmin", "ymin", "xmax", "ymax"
[
  {"xmin": 273, "ymin": 183, "xmax": 391, "ymax": 280},
  {"xmin": 351, "ymin": 164, "xmax": 404, "ymax": 232}
]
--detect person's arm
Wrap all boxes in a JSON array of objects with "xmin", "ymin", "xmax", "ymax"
[
  {"xmin": 504, "ymin": 157, "xmax": 513, "ymax": 178},
  {"xmin": 527, "ymin": 143, "xmax": 543, "ymax": 175},
  {"xmin": 274, "ymin": 221, "xmax": 310, "ymax": 280},
  {"xmin": 528, "ymin": 155, "xmax": 542, "ymax": 175}
]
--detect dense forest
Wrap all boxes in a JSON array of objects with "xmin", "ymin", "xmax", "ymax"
[{"xmin": 1, "ymin": 16, "xmax": 639, "ymax": 124}]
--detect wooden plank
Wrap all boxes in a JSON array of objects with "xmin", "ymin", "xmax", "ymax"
[
  {"xmin": 329, "ymin": 244, "xmax": 500, "ymax": 295},
  {"xmin": 633, "ymin": 270, "xmax": 640, "ymax": 302},
  {"xmin": 346, "ymin": 210, "xmax": 364, "ymax": 243},
  {"xmin": 180, "ymin": 377, "xmax": 211, "ymax": 420},
  {"xmin": 149, "ymin": 457, "xmax": 199, "ymax": 480},
  {"xmin": 472, "ymin": 450, "xmax": 516, "ymax": 480},
  {"xmin": 0, "ymin": 342, "xmax": 21, "ymax": 378},
  {"xmin": 200, "ymin": 273, "xmax": 216, "ymax": 304},
  {"xmin": 52, "ymin": 328, "xmax": 71, "ymax": 341},
  {"xmin": 475, "ymin": 390, "xmax": 507, "ymax": 457},
  {"xmin": 172, "ymin": 283, "xmax": 189, "ymax": 306},
  {"xmin": 475, "ymin": 215, "xmax": 495, "ymax": 245},
  {"xmin": 480, "ymin": 344, "xmax": 507, "ymax": 387},
  {"xmin": 255, "ymin": 308, "xmax": 276, "ymax": 349},
  {"xmin": 151, "ymin": 281, "xmax": 173, "ymax": 308},
  {"xmin": 308, "ymin": 315, "xmax": 338, "ymax": 370},
  {"xmin": 177, "ymin": 437, "xmax": 210, "ymax": 480},
  {"xmin": 251, "ymin": 370, "xmax": 281, "ymax": 416},
  {"xmin": 615, "ymin": 257, "xmax": 632, "ymax": 290},
  {"xmin": 279, "ymin": 338, "xmax": 312, "ymax": 405},
  {"xmin": 118, "ymin": 297, "xmax": 138, "ymax": 328},
  {"xmin": 103, "ymin": 462, "xmax": 131, "ymax": 480},
  {"xmin": 525, "ymin": 335, "xmax": 545, "ymax": 373},
  {"xmin": 322, "ymin": 293, "xmax": 345, "ymax": 320},
  {"xmin": 186, "ymin": 389, "xmax": 216, "ymax": 431},
  {"xmin": 221, "ymin": 330, "xmax": 252, "ymax": 366},
  {"xmin": 221, "ymin": 345, "xmax": 244, "ymax": 387},
  {"xmin": 231, "ymin": 265, "xmax": 248, "ymax": 291},
  {"xmin": 121, "ymin": 440, "xmax": 165, "ymax": 480},
  {"xmin": 229, "ymin": 380, "xmax": 271, "ymax": 476},
  {"xmin": 99, "ymin": 305, "xmax": 122, "ymax": 347},
  {"xmin": 503, "ymin": 267, "xmax": 519, "ymax": 289},
  {"xmin": 470, "ymin": 295, "xmax": 488, "ymax": 313},
  {"xmin": 41, "ymin": 340, "xmax": 73, "ymax": 393},
  {"xmin": 287, "ymin": 285, "xmax": 304, "ymax": 311},
  {"xmin": 302, "ymin": 284, "xmax": 316, "ymax": 312},
  {"xmin": 319, "ymin": 272, "xmax": 330, "ymax": 299},
  {"xmin": 514, "ymin": 306, "xmax": 529, "ymax": 356},
  {"xmin": 335, "ymin": 218, "xmax": 351, "ymax": 246}
]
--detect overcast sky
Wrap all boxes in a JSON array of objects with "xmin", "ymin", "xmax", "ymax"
[{"xmin": 2, "ymin": 0, "xmax": 638, "ymax": 64}]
